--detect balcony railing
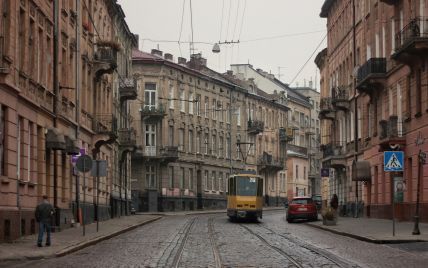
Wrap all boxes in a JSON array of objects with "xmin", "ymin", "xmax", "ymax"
[
  {"xmin": 119, "ymin": 78, "xmax": 137, "ymax": 102},
  {"xmin": 321, "ymin": 142, "xmax": 346, "ymax": 159},
  {"xmin": 118, "ymin": 128, "xmax": 137, "ymax": 147},
  {"xmin": 357, "ymin": 58, "xmax": 387, "ymax": 83},
  {"xmin": 257, "ymin": 152, "xmax": 284, "ymax": 171},
  {"xmin": 140, "ymin": 104, "xmax": 166, "ymax": 122},
  {"xmin": 142, "ymin": 146, "xmax": 179, "ymax": 159},
  {"xmin": 332, "ymin": 86, "xmax": 350, "ymax": 110},
  {"xmin": 379, "ymin": 116, "xmax": 405, "ymax": 140},
  {"xmin": 319, "ymin": 97, "xmax": 335, "ymax": 120},
  {"xmin": 395, "ymin": 17, "xmax": 428, "ymax": 51},
  {"xmin": 279, "ymin": 127, "xmax": 294, "ymax": 142},
  {"xmin": 92, "ymin": 114, "xmax": 117, "ymax": 135},
  {"xmin": 247, "ymin": 120, "xmax": 264, "ymax": 135},
  {"xmin": 94, "ymin": 47, "xmax": 118, "ymax": 65}
]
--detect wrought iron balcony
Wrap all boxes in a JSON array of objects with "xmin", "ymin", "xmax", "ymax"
[
  {"xmin": 319, "ymin": 97, "xmax": 335, "ymax": 120},
  {"xmin": 119, "ymin": 78, "xmax": 137, "ymax": 102},
  {"xmin": 93, "ymin": 47, "xmax": 118, "ymax": 80},
  {"xmin": 92, "ymin": 114, "xmax": 118, "ymax": 135},
  {"xmin": 118, "ymin": 128, "xmax": 137, "ymax": 148},
  {"xmin": 321, "ymin": 142, "xmax": 346, "ymax": 168},
  {"xmin": 379, "ymin": 0, "xmax": 398, "ymax": 5},
  {"xmin": 134, "ymin": 145, "xmax": 179, "ymax": 163},
  {"xmin": 257, "ymin": 152, "xmax": 284, "ymax": 171},
  {"xmin": 247, "ymin": 120, "xmax": 264, "ymax": 135},
  {"xmin": 332, "ymin": 86, "xmax": 350, "ymax": 110},
  {"xmin": 279, "ymin": 127, "xmax": 294, "ymax": 142},
  {"xmin": 356, "ymin": 58, "xmax": 387, "ymax": 94},
  {"xmin": 140, "ymin": 104, "xmax": 166, "ymax": 122},
  {"xmin": 378, "ymin": 115, "xmax": 406, "ymax": 151},
  {"xmin": 393, "ymin": 17, "xmax": 428, "ymax": 63}
]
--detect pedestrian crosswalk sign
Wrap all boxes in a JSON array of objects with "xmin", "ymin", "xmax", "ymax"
[{"xmin": 384, "ymin": 151, "xmax": 404, "ymax": 172}]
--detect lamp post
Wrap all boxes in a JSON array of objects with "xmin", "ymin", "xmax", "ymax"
[{"xmin": 413, "ymin": 132, "xmax": 425, "ymax": 235}]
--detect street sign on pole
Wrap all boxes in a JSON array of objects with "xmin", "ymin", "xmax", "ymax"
[
  {"xmin": 384, "ymin": 151, "xmax": 404, "ymax": 172},
  {"xmin": 76, "ymin": 155, "xmax": 93, "ymax": 173}
]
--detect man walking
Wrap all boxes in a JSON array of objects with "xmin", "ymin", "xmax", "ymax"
[{"xmin": 35, "ymin": 195, "xmax": 54, "ymax": 247}]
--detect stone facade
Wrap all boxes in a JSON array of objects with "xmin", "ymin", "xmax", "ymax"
[
  {"xmin": 319, "ymin": 0, "xmax": 428, "ymax": 221},
  {"xmin": 0, "ymin": 0, "xmax": 136, "ymax": 241}
]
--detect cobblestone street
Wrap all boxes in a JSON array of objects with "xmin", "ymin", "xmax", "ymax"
[{"xmin": 6, "ymin": 211, "xmax": 428, "ymax": 268}]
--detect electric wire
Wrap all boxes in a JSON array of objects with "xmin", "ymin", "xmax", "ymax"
[
  {"xmin": 178, "ymin": 0, "xmax": 187, "ymax": 57},
  {"xmin": 289, "ymin": 34, "xmax": 327, "ymax": 86},
  {"xmin": 219, "ymin": 0, "xmax": 225, "ymax": 41},
  {"xmin": 189, "ymin": 0, "xmax": 195, "ymax": 55}
]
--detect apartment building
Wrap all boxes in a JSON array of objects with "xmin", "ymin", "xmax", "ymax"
[
  {"xmin": 319, "ymin": 0, "xmax": 428, "ymax": 221},
  {"xmin": 230, "ymin": 64, "xmax": 312, "ymax": 199},
  {"xmin": 131, "ymin": 51, "xmax": 248, "ymax": 212},
  {"xmin": 0, "ymin": 0, "xmax": 136, "ymax": 241},
  {"xmin": 293, "ymin": 86, "xmax": 322, "ymax": 196}
]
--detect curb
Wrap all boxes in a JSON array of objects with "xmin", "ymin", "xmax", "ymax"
[
  {"xmin": 55, "ymin": 216, "xmax": 162, "ymax": 257},
  {"xmin": 305, "ymin": 222, "xmax": 428, "ymax": 244}
]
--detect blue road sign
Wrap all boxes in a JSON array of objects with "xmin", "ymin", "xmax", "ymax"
[{"xmin": 384, "ymin": 151, "xmax": 404, "ymax": 172}]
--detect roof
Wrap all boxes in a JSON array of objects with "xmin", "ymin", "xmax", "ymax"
[{"xmin": 320, "ymin": 0, "xmax": 335, "ymax": 18}]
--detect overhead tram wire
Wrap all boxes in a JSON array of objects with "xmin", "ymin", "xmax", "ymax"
[
  {"xmin": 236, "ymin": 0, "xmax": 247, "ymax": 63},
  {"xmin": 289, "ymin": 34, "xmax": 327, "ymax": 86},
  {"xmin": 224, "ymin": 0, "xmax": 233, "ymax": 71},
  {"xmin": 218, "ymin": 0, "xmax": 225, "ymax": 70},
  {"xmin": 189, "ymin": 0, "xmax": 195, "ymax": 55},
  {"xmin": 230, "ymin": 0, "xmax": 241, "ymax": 64}
]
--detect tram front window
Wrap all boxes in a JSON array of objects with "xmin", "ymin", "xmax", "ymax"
[{"xmin": 236, "ymin": 177, "xmax": 258, "ymax": 196}]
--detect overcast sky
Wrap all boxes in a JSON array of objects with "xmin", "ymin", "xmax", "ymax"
[{"xmin": 118, "ymin": 0, "xmax": 326, "ymax": 89}]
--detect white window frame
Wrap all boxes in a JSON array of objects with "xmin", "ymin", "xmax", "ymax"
[{"xmin": 189, "ymin": 92, "xmax": 194, "ymax": 114}]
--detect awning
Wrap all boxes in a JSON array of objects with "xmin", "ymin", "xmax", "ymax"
[
  {"xmin": 45, "ymin": 128, "xmax": 66, "ymax": 150},
  {"xmin": 352, "ymin": 160, "xmax": 371, "ymax": 181},
  {"xmin": 65, "ymin": 136, "xmax": 80, "ymax": 155}
]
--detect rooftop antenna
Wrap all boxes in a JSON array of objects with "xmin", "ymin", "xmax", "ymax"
[{"xmin": 277, "ymin": 67, "xmax": 287, "ymax": 82}]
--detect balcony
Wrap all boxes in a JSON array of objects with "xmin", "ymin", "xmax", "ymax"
[
  {"xmin": 393, "ymin": 17, "xmax": 428, "ymax": 64},
  {"xmin": 247, "ymin": 120, "xmax": 264, "ymax": 135},
  {"xmin": 279, "ymin": 127, "xmax": 294, "ymax": 142},
  {"xmin": 332, "ymin": 86, "xmax": 350, "ymax": 111},
  {"xmin": 133, "ymin": 146, "xmax": 179, "ymax": 164},
  {"xmin": 287, "ymin": 144, "xmax": 308, "ymax": 157},
  {"xmin": 140, "ymin": 104, "xmax": 166, "ymax": 123},
  {"xmin": 321, "ymin": 142, "xmax": 346, "ymax": 168},
  {"xmin": 378, "ymin": 116, "xmax": 406, "ymax": 151},
  {"xmin": 257, "ymin": 152, "xmax": 284, "ymax": 172},
  {"xmin": 119, "ymin": 78, "xmax": 137, "ymax": 103},
  {"xmin": 92, "ymin": 114, "xmax": 118, "ymax": 136},
  {"xmin": 319, "ymin": 97, "xmax": 335, "ymax": 120},
  {"xmin": 356, "ymin": 58, "xmax": 387, "ymax": 95},
  {"xmin": 93, "ymin": 47, "xmax": 118, "ymax": 80},
  {"xmin": 118, "ymin": 128, "xmax": 137, "ymax": 148},
  {"xmin": 379, "ymin": 0, "xmax": 398, "ymax": 5}
]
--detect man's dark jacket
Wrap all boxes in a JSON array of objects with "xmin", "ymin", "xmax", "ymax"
[{"xmin": 35, "ymin": 201, "xmax": 54, "ymax": 224}]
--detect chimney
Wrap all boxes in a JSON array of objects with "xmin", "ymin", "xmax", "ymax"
[
  {"xmin": 164, "ymin": 53, "xmax": 173, "ymax": 61},
  {"xmin": 188, "ymin": 53, "xmax": 207, "ymax": 70},
  {"xmin": 151, "ymin": 49, "xmax": 163, "ymax": 57},
  {"xmin": 309, "ymin": 80, "xmax": 313, "ymax": 89},
  {"xmin": 178, "ymin": 57, "xmax": 187, "ymax": 65},
  {"xmin": 226, "ymin": 70, "xmax": 233, "ymax": 76}
]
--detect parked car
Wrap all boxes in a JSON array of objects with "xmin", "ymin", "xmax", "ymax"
[
  {"xmin": 312, "ymin": 194, "xmax": 322, "ymax": 211},
  {"xmin": 286, "ymin": 196, "xmax": 318, "ymax": 223}
]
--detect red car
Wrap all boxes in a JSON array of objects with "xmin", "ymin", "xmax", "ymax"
[{"xmin": 286, "ymin": 197, "xmax": 318, "ymax": 223}]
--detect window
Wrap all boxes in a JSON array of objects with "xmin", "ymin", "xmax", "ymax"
[
  {"xmin": 212, "ymin": 99, "xmax": 217, "ymax": 120},
  {"xmin": 144, "ymin": 83, "xmax": 157, "ymax": 110},
  {"xmin": 295, "ymin": 165, "xmax": 299, "ymax": 180},
  {"xmin": 178, "ymin": 129, "xmax": 184, "ymax": 151},
  {"xmin": 204, "ymin": 97, "xmax": 209, "ymax": 118},
  {"xmin": 0, "ymin": 105, "xmax": 5, "ymax": 175},
  {"xmin": 211, "ymin": 171, "xmax": 216, "ymax": 191},
  {"xmin": 219, "ymin": 172, "xmax": 223, "ymax": 191},
  {"xmin": 226, "ymin": 104, "xmax": 230, "ymax": 123},
  {"xmin": 145, "ymin": 124, "xmax": 156, "ymax": 156},
  {"xmin": 189, "ymin": 168, "xmax": 194, "ymax": 190},
  {"xmin": 237, "ymin": 107, "xmax": 241, "ymax": 126},
  {"xmin": 219, "ymin": 136, "xmax": 224, "ymax": 157},
  {"xmin": 168, "ymin": 126, "xmax": 174, "ymax": 146},
  {"xmin": 304, "ymin": 166, "xmax": 306, "ymax": 180},
  {"xmin": 180, "ymin": 167, "xmax": 185, "ymax": 189},
  {"xmin": 204, "ymin": 133, "xmax": 208, "ymax": 155},
  {"xmin": 145, "ymin": 165, "xmax": 156, "ymax": 189},
  {"xmin": 179, "ymin": 89, "xmax": 185, "ymax": 112},
  {"xmin": 188, "ymin": 130, "xmax": 193, "ymax": 153},
  {"xmin": 226, "ymin": 173, "xmax": 229, "ymax": 192},
  {"xmin": 196, "ymin": 132, "xmax": 201, "ymax": 153},
  {"xmin": 212, "ymin": 134, "xmax": 216, "ymax": 156},
  {"xmin": 226, "ymin": 136, "xmax": 230, "ymax": 159},
  {"xmin": 196, "ymin": 94, "xmax": 201, "ymax": 116},
  {"xmin": 169, "ymin": 82, "xmax": 174, "ymax": 109},
  {"xmin": 204, "ymin": 170, "xmax": 209, "ymax": 190},
  {"xmin": 218, "ymin": 101, "xmax": 223, "ymax": 121},
  {"xmin": 189, "ymin": 92, "xmax": 194, "ymax": 114}
]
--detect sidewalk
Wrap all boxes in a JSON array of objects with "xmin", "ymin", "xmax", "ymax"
[
  {"xmin": 306, "ymin": 216, "xmax": 428, "ymax": 243},
  {"xmin": 0, "ymin": 215, "xmax": 161, "ymax": 262}
]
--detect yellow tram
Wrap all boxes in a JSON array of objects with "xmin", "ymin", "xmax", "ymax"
[{"xmin": 227, "ymin": 171, "xmax": 263, "ymax": 221}]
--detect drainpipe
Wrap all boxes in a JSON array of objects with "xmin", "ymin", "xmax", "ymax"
[
  {"xmin": 53, "ymin": 0, "xmax": 60, "ymax": 226},
  {"xmin": 75, "ymin": 0, "xmax": 81, "ymax": 224}
]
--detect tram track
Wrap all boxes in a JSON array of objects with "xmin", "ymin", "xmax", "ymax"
[
  {"xmin": 239, "ymin": 223, "xmax": 305, "ymax": 268},
  {"xmin": 208, "ymin": 217, "xmax": 224, "ymax": 268}
]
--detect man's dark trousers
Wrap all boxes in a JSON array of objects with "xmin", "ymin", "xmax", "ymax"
[{"xmin": 37, "ymin": 221, "xmax": 51, "ymax": 246}]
